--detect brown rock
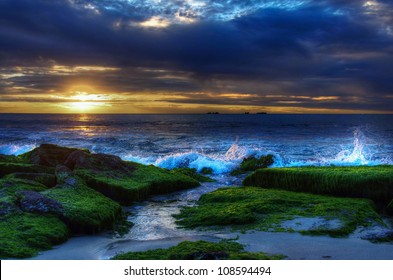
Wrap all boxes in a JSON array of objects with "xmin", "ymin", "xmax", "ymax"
[
  {"xmin": 28, "ymin": 144, "xmax": 80, "ymax": 167},
  {"xmin": 65, "ymin": 150, "xmax": 135, "ymax": 173}
]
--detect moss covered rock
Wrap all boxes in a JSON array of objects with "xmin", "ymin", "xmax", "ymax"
[
  {"xmin": 0, "ymin": 178, "xmax": 48, "ymax": 200},
  {"xmin": 17, "ymin": 144, "xmax": 200, "ymax": 205},
  {"xmin": 172, "ymin": 168, "xmax": 215, "ymax": 182},
  {"xmin": 44, "ymin": 169, "xmax": 123, "ymax": 234},
  {"xmin": 201, "ymin": 167, "xmax": 213, "ymax": 175},
  {"xmin": 231, "ymin": 155, "xmax": 274, "ymax": 175},
  {"xmin": 0, "ymin": 162, "xmax": 54, "ymax": 178},
  {"xmin": 5, "ymin": 173, "xmax": 56, "ymax": 188},
  {"xmin": 175, "ymin": 187, "xmax": 383, "ymax": 237},
  {"xmin": 64, "ymin": 149, "xmax": 135, "ymax": 173},
  {"xmin": 44, "ymin": 185, "xmax": 122, "ymax": 234},
  {"xmin": 243, "ymin": 166, "xmax": 393, "ymax": 208},
  {"xmin": 0, "ymin": 154, "xmax": 24, "ymax": 163},
  {"xmin": 0, "ymin": 200, "xmax": 20, "ymax": 216},
  {"xmin": 112, "ymin": 240, "xmax": 283, "ymax": 260},
  {"xmin": 24, "ymin": 144, "xmax": 81, "ymax": 167},
  {"xmin": 0, "ymin": 212, "xmax": 69, "ymax": 259},
  {"xmin": 76, "ymin": 163, "xmax": 200, "ymax": 205}
]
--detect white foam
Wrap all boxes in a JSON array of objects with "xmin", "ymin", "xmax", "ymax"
[
  {"xmin": 276, "ymin": 129, "xmax": 391, "ymax": 167},
  {"xmin": 0, "ymin": 144, "xmax": 37, "ymax": 156},
  {"xmin": 155, "ymin": 151, "xmax": 238, "ymax": 174}
]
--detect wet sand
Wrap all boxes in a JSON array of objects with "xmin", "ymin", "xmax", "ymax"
[{"xmin": 31, "ymin": 230, "xmax": 393, "ymax": 260}]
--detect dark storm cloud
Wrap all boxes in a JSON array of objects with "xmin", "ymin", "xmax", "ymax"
[{"xmin": 0, "ymin": 0, "xmax": 392, "ymax": 112}]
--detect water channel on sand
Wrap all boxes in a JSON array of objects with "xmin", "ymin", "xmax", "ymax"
[{"xmin": 32, "ymin": 175, "xmax": 393, "ymax": 260}]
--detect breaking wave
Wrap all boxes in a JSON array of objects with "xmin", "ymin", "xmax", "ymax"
[
  {"xmin": 123, "ymin": 129, "xmax": 392, "ymax": 173},
  {"xmin": 0, "ymin": 144, "xmax": 37, "ymax": 156},
  {"xmin": 1, "ymin": 129, "xmax": 391, "ymax": 174}
]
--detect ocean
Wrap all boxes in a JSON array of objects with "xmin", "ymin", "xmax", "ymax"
[{"xmin": 0, "ymin": 114, "xmax": 392, "ymax": 173}]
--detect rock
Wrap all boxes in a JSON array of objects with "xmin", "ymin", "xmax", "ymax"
[
  {"xmin": 231, "ymin": 154, "xmax": 274, "ymax": 175},
  {"xmin": 26, "ymin": 144, "xmax": 80, "ymax": 167},
  {"xmin": 187, "ymin": 251, "xmax": 229, "ymax": 260},
  {"xmin": 0, "ymin": 178, "xmax": 48, "ymax": 198},
  {"xmin": 75, "ymin": 163, "xmax": 200, "ymax": 205},
  {"xmin": 55, "ymin": 165, "xmax": 74, "ymax": 185},
  {"xmin": 0, "ymin": 213, "xmax": 69, "ymax": 259},
  {"xmin": 0, "ymin": 162, "xmax": 53, "ymax": 178},
  {"xmin": 201, "ymin": 167, "xmax": 213, "ymax": 175},
  {"xmin": 64, "ymin": 150, "xmax": 135, "ymax": 173},
  {"xmin": 44, "ymin": 184, "xmax": 123, "ymax": 234},
  {"xmin": 0, "ymin": 154, "xmax": 21, "ymax": 163},
  {"xmin": 0, "ymin": 201, "xmax": 20, "ymax": 216},
  {"xmin": 18, "ymin": 190, "xmax": 63, "ymax": 214},
  {"xmin": 63, "ymin": 150, "xmax": 92, "ymax": 170},
  {"xmin": 6, "ymin": 173, "xmax": 56, "ymax": 188},
  {"xmin": 172, "ymin": 168, "xmax": 215, "ymax": 182},
  {"xmin": 243, "ymin": 166, "xmax": 393, "ymax": 207}
]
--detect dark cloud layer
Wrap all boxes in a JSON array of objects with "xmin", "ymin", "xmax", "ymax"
[{"xmin": 0, "ymin": 0, "xmax": 392, "ymax": 112}]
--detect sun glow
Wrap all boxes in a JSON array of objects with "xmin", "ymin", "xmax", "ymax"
[
  {"xmin": 55, "ymin": 91, "xmax": 112, "ymax": 112},
  {"xmin": 67, "ymin": 101, "xmax": 97, "ymax": 111}
]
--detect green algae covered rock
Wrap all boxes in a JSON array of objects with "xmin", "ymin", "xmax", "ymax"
[
  {"xmin": 0, "ymin": 213, "xmax": 69, "ymax": 259},
  {"xmin": 0, "ymin": 162, "xmax": 54, "ymax": 178},
  {"xmin": 75, "ymin": 163, "xmax": 200, "ymax": 205},
  {"xmin": 243, "ymin": 166, "xmax": 393, "ymax": 208},
  {"xmin": 0, "ymin": 178, "xmax": 48, "ymax": 200},
  {"xmin": 175, "ymin": 187, "xmax": 383, "ymax": 237},
  {"xmin": 5, "ymin": 173, "xmax": 56, "ymax": 188},
  {"xmin": 231, "ymin": 154, "xmax": 274, "ymax": 175},
  {"xmin": 201, "ymin": 167, "xmax": 213, "ymax": 175},
  {"xmin": 112, "ymin": 240, "xmax": 283, "ymax": 260},
  {"xmin": 172, "ymin": 167, "xmax": 215, "ymax": 182},
  {"xmin": 44, "ymin": 185, "xmax": 122, "ymax": 234},
  {"xmin": 44, "ymin": 165, "xmax": 122, "ymax": 234},
  {"xmin": 17, "ymin": 144, "xmax": 201, "ymax": 205}
]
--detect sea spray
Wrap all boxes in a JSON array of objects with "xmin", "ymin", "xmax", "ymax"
[
  {"xmin": 155, "ymin": 151, "xmax": 238, "ymax": 174},
  {"xmin": 122, "ymin": 141, "xmax": 253, "ymax": 174},
  {"xmin": 224, "ymin": 139, "xmax": 248, "ymax": 160},
  {"xmin": 277, "ymin": 128, "xmax": 388, "ymax": 167},
  {"xmin": 0, "ymin": 144, "xmax": 37, "ymax": 156},
  {"xmin": 332, "ymin": 129, "xmax": 369, "ymax": 165}
]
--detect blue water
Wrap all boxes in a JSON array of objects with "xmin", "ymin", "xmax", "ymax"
[{"xmin": 0, "ymin": 114, "xmax": 392, "ymax": 173}]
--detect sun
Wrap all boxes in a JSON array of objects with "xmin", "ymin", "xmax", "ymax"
[
  {"xmin": 68, "ymin": 101, "xmax": 95, "ymax": 111},
  {"xmin": 61, "ymin": 91, "xmax": 111, "ymax": 112}
]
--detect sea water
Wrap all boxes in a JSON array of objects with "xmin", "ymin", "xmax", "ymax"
[{"xmin": 0, "ymin": 114, "xmax": 392, "ymax": 172}]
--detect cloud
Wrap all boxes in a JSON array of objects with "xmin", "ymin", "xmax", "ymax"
[{"xmin": 0, "ymin": 0, "xmax": 392, "ymax": 112}]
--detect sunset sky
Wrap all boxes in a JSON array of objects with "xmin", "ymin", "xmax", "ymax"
[{"xmin": 0, "ymin": 0, "xmax": 392, "ymax": 114}]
